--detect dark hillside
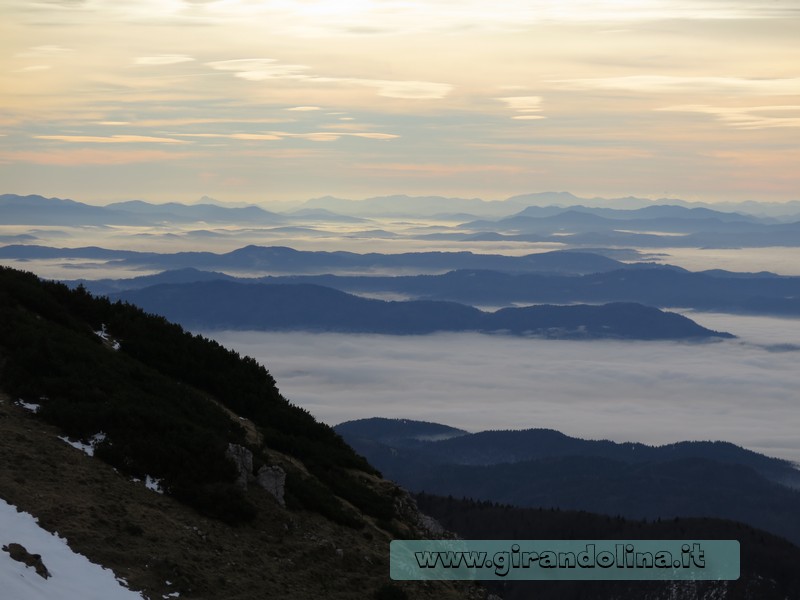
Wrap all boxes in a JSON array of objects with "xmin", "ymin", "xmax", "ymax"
[
  {"xmin": 416, "ymin": 493, "xmax": 800, "ymax": 600},
  {"xmin": 0, "ymin": 266, "xmax": 478, "ymax": 599},
  {"xmin": 0, "ymin": 266, "xmax": 376, "ymax": 524}
]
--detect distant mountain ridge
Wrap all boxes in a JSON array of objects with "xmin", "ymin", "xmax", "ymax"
[
  {"xmin": 448, "ymin": 205, "xmax": 800, "ymax": 247},
  {"xmin": 63, "ymin": 262, "xmax": 800, "ymax": 317},
  {"xmin": 335, "ymin": 417, "xmax": 800, "ymax": 545},
  {"xmin": 0, "ymin": 194, "xmax": 287, "ymax": 225},
  {"xmin": 336, "ymin": 418, "xmax": 800, "ymax": 485},
  {"xmin": 112, "ymin": 281, "xmax": 732, "ymax": 339},
  {"xmin": 513, "ymin": 203, "xmax": 763, "ymax": 222},
  {"xmin": 234, "ymin": 267, "xmax": 800, "ymax": 316},
  {"xmin": 4, "ymin": 192, "xmax": 800, "ymax": 225},
  {"xmin": 0, "ymin": 244, "xmax": 628, "ymax": 275},
  {"xmin": 303, "ymin": 191, "xmax": 800, "ymax": 218}
]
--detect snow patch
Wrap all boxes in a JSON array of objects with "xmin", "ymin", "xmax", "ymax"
[
  {"xmin": 0, "ymin": 497, "xmax": 145, "ymax": 599},
  {"xmin": 95, "ymin": 324, "xmax": 121, "ymax": 351},
  {"xmin": 16, "ymin": 400, "xmax": 40, "ymax": 414},
  {"xmin": 57, "ymin": 433, "xmax": 107, "ymax": 457},
  {"xmin": 144, "ymin": 476, "xmax": 164, "ymax": 495}
]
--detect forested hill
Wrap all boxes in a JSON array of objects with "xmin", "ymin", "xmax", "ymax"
[
  {"xmin": 0, "ymin": 266, "xmax": 469, "ymax": 599},
  {"xmin": 114, "ymin": 280, "xmax": 732, "ymax": 340},
  {"xmin": 416, "ymin": 494, "xmax": 800, "ymax": 600}
]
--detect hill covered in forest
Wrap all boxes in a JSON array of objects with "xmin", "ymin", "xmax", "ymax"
[{"xmin": 113, "ymin": 281, "xmax": 731, "ymax": 340}]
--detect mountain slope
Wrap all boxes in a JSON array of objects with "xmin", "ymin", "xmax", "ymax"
[{"xmin": 0, "ymin": 267, "xmax": 474, "ymax": 600}]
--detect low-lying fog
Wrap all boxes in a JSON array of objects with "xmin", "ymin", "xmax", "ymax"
[
  {"xmin": 205, "ymin": 312, "xmax": 800, "ymax": 464},
  {"xmin": 6, "ymin": 221, "xmax": 800, "ymax": 278}
]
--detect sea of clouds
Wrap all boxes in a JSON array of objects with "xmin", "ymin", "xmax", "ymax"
[{"xmin": 205, "ymin": 311, "xmax": 800, "ymax": 465}]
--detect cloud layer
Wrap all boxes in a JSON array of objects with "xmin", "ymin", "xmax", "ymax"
[{"xmin": 206, "ymin": 312, "xmax": 800, "ymax": 464}]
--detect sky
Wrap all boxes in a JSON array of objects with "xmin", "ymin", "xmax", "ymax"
[{"xmin": 2, "ymin": 0, "xmax": 800, "ymax": 206}]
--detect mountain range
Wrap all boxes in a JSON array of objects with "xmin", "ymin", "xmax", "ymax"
[
  {"xmin": 303, "ymin": 192, "xmax": 800, "ymax": 219},
  {"xmin": 0, "ymin": 244, "xmax": 626, "ymax": 275},
  {"xmin": 242, "ymin": 266, "xmax": 800, "ymax": 316},
  {"xmin": 335, "ymin": 418, "xmax": 800, "ymax": 546},
  {"xmin": 4, "ymin": 193, "xmax": 800, "ymax": 227},
  {"xmin": 52, "ymin": 251, "xmax": 800, "ymax": 317},
  {"xmin": 0, "ymin": 194, "xmax": 287, "ymax": 226},
  {"xmin": 455, "ymin": 208, "xmax": 800, "ymax": 248},
  {"xmin": 111, "ymin": 281, "xmax": 731, "ymax": 339}
]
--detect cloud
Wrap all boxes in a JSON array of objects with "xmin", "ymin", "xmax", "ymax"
[
  {"xmin": 550, "ymin": 75, "xmax": 800, "ymax": 96},
  {"xmin": 207, "ymin": 58, "xmax": 309, "ymax": 81},
  {"xmin": 109, "ymin": 117, "xmax": 294, "ymax": 127},
  {"xmin": 286, "ymin": 106, "xmax": 321, "ymax": 111},
  {"xmin": 358, "ymin": 79, "xmax": 452, "ymax": 100},
  {"xmin": 207, "ymin": 57, "xmax": 452, "ymax": 99},
  {"xmin": 171, "ymin": 131, "xmax": 398, "ymax": 142},
  {"xmin": 656, "ymin": 104, "xmax": 800, "ymax": 129},
  {"xmin": 0, "ymin": 148, "xmax": 193, "ymax": 165},
  {"xmin": 498, "ymin": 96, "xmax": 546, "ymax": 120},
  {"xmin": 273, "ymin": 131, "xmax": 399, "ymax": 142},
  {"xmin": 354, "ymin": 162, "xmax": 527, "ymax": 176},
  {"xmin": 134, "ymin": 55, "xmax": 195, "ymax": 65},
  {"xmin": 133, "ymin": 0, "xmax": 800, "ymax": 33},
  {"xmin": 13, "ymin": 65, "xmax": 52, "ymax": 72},
  {"xmin": 175, "ymin": 133, "xmax": 281, "ymax": 140},
  {"xmin": 15, "ymin": 45, "xmax": 74, "ymax": 58},
  {"xmin": 498, "ymin": 96, "xmax": 543, "ymax": 111},
  {"xmin": 346, "ymin": 132, "xmax": 399, "ymax": 139},
  {"xmin": 35, "ymin": 134, "xmax": 188, "ymax": 144},
  {"xmin": 207, "ymin": 314, "xmax": 800, "ymax": 464}
]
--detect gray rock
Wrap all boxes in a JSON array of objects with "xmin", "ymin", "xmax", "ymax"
[
  {"xmin": 3, "ymin": 543, "xmax": 50, "ymax": 579},
  {"xmin": 256, "ymin": 465, "xmax": 286, "ymax": 506},
  {"xmin": 418, "ymin": 513, "xmax": 446, "ymax": 537},
  {"xmin": 226, "ymin": 443, "xmax": 253, "ymax": 489}
]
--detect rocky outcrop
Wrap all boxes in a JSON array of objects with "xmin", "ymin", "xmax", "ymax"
[
  {"xmin": 417, "ymin": 513, "xmax": 446, "ymax": 537},
  {"xmin": 256, "ymin": 465, "xmax": 286, "ymax": 507},
  {"xmin": 3, "ymin": 542, "xmax": 51, "ymax": 579},
  {"xmin": 225, "ymin": 443, "xmax": 253, "ymax": 489},
  {"xmin": 226, "ymin": 443, "xmax": 286, "ymax": 506},
  {"xmin": 390, "ymin": 487, "xmax": 458, "ymax": 540}
]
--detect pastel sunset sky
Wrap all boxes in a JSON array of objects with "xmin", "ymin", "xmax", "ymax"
[{"xmin": 2, "ymin": 0, "xmax": 799, "ymax": 205}]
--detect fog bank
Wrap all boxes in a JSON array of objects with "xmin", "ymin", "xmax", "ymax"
[{"xmin": 205, "ymin": 313, "xmax": 800, "ymax": 464}]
